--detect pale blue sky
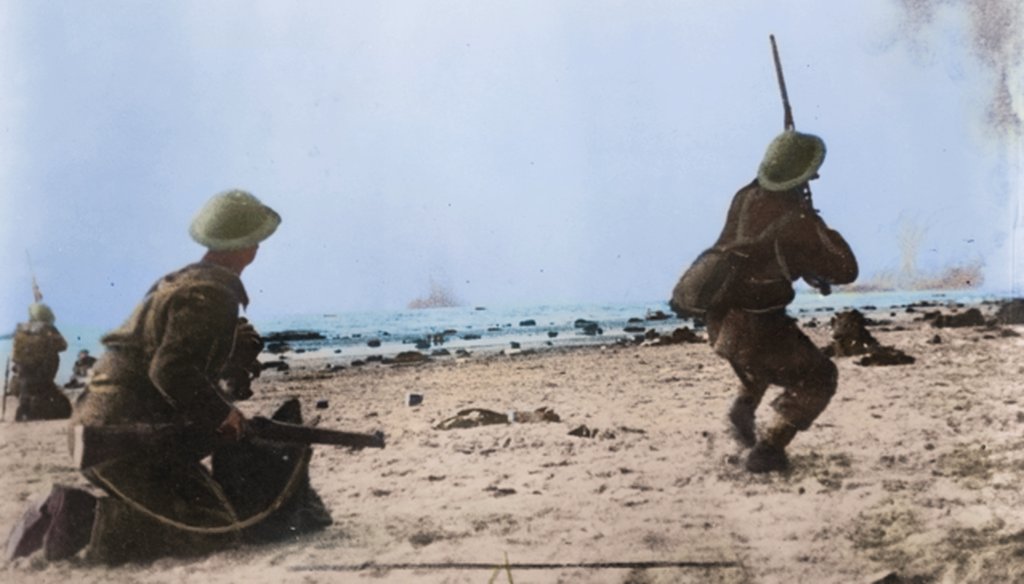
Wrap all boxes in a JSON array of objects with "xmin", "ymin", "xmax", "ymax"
[{"xmin": 1, "ymin": 0, "xmax": 1021, "ymax": 329}]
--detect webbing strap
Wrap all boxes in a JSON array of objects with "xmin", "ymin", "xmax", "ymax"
[{"xmin": 89, "ymin": 447, "xmax": 312, "ymax": 535}]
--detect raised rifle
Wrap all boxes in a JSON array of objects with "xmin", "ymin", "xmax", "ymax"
[
  {"xmin": 26, "ymin": 250, "xmax": 43, "ymax": 303},
  {"xmin": 769, "ymin": 34, "xmax": 816, "ymax": 211},
  {"xmin": 72, "ymin": 416, "xmax": 385, "ymax": 470},
  {"xmin": 769, "ymin": 35, "xmax": 831, "ymax": 296}
]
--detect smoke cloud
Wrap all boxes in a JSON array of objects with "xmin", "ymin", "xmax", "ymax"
[
  {"xmin": 408, "ymin": 278, "xmax": 463, "ymax": 310},
  {"xmin": 893, "ymin": 0, "xmax": 1023, "ymax": 139},
  {"xmin": 844, "ymin": 219, "xmax": 985, "ymax": 291}
]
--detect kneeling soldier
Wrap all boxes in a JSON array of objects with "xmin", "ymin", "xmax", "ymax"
[{"xmin": 6, "ymin": 190, "xmax": 334, "ymax": 564}]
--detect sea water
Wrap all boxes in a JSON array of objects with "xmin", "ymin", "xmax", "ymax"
[{"xmin": 0, "ymin": 288, "xmax": 1007, "ymax": 387}]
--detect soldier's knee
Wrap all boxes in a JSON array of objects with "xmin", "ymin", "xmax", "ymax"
[{"xmin": 772, "ymin": 359, "xmax": 838, "ymax": 431}]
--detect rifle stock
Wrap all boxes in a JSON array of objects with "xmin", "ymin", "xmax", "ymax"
[{"xmin": 72, "ymin": 417, "xmax": 385, "ymax": 470}]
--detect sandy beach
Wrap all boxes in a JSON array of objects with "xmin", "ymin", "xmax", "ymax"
[{"xmin": 2, "ymin": 300, "xmax": 1023, "ymax": 583}]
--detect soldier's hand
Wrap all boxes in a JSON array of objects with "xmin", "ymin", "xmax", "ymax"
[
  {"xmin": 804, "ymin": 275, "xmax": 832, "ymax": 296},
  {"xmin": 217, "ymin": 407, "xmax": 248, "ymax": 443}
]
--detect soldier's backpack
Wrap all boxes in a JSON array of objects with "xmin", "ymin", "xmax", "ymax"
[{"xmin": 670, "ymin": 245, "xmax": 796, "ymax": 317}]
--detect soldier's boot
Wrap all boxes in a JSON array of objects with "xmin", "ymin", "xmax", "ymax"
[
  {"xmin": 746, "ymin": 421, "xmax": 798, "ymax": 474},
  {"xmin": 5, "ymin": 485, "xmax": 97, "ymax": 562},
  {"xmin": 728, "ymin": 395, "xmax": 759, "ymax": 448},
  {"xmin": 42, "ymin": 486, "xmax": 97, "ymax": 561}
]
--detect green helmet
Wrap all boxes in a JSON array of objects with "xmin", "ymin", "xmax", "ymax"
[
  {"xmin": 29, "ymin": 302, "xmax": 55, "ymax": 324},
  {"xmin": 757, "ymin": 130, "xmax": 826, "ymax": 191},
  {"xmin": 189, "ymin": 189, "xmax": 281, "ymax": 251}
]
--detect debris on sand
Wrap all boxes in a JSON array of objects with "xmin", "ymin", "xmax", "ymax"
[
  {"xmin": 823, "ymin": 310, "xmax": 880, "ymax": 357},
  {"xmin": 995, "ymin": 298, "xmax": 1024, "ymax": 324},
  {"xmin": 434, "ymin": 406, "xmax": 560, "ymax": 430},
  {"xmin": 857, "ymin": 347, "xmax": 916, "ymax": 367},
  {"xmin": 823, "ymin": 310, "xmax": 915, "ymax": 366},
  {"xmin": 927, "ymin": 308, "xmax": 987, "ymax": 328}
]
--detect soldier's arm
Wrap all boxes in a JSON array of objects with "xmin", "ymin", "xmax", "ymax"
[
  {"xmin": 148, "ymin": 285, "xmax": 239, "ymax": 431},
  {"xmin": 808, "ymin": 220, "xmax": 858, "ymax": 286},
  {"xmin": 777, "ymin": 209, "xmax": 858, "ymax": 288},
  {"xmin": 50, "ymin": 327, "xmax": 68, "ymax": 353},
  {"xmin": 217, "ymin": 317, "xmax": 264, "ymax": 401}
]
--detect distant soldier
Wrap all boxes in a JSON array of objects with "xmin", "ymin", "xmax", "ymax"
[
  {"xmin": 64, "ymin": 350, "xmax": 98, "ymax": 389},
  {"xmin": 671, "ymin": 129, "xmax": 858, "ymax": 473},
  {"xmin": 6, "ymin": 189, "xmax": 331, "ymax": 564},
  {"xmin": 10, "ymin": 302, "xmax": 72, "ymax": 421}
]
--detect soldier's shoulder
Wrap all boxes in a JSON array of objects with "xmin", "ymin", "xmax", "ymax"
[{"xmin": 163, "ymin": 263, "xmax": 248, "ymax": 308}]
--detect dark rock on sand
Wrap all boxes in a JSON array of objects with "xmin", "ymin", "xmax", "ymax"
[
  {"xmin": 261, "ymin": 360, "xmax": 290, "ymax": 372},
  {"xmin": 995, "ymin": 298, "xmax": 1024, "ymax": 324},
  {"xmin": 930, "ymin": 308, "xmax": 986, "ymax": 328},
  {"xmin": 647, "ymin": 327, "xmax": 704, "ymax": 346},
  {"xmin": 825, "ymin": 309, "xmax": 915, "ymax": 366},
  {"xmin": 568, "ymin": 425, "xmax": 598, "ymax": 438},
  {"xmin": 857, "ymin": 347, "xmax": 916, "ymax": 367},
  {"xmin": 265, "ymin": 342, "xmax": 291, "ymax": 354},
  {"xmin": 263, "ymin": 330, "xmax": 326, "ymax": 342},
  {"xmin": 387, "ymin": 351, "xmax": 428, "ymax": 365},
  {"xmin": 823, "ymin": 310, "xmax": 879, "ymax": 357}
]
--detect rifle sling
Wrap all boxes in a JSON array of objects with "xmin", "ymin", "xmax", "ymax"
[{"xmin": 87, "ymin": 446, "xmax": 312, "ymax": 535}]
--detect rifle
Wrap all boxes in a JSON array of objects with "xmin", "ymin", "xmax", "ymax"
[
  {"xmin": 2, "ymin": 356, "xmax": 9, "ymax": 421},
  {"xmin": 768, "ymin": 34, "xmax": 816, "ymax": 210},
  {"xmin": 26, "ymin": 251, "xmax": 43, "ymax": 303},
  {"xmin": 768, "ymin": 35, "xmax": 831, "ymax": 296},
  {"xmin": 72, "ymin": 416, "xmax": 385, "ymax": 470}
]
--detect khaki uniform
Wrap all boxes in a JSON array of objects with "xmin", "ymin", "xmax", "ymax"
[
  {"xmin": 71, "ymin": 262, "xmax": 325, "ymax": 564},
  {"xmin": 704, "ymin": 180, "xmax": 857, "ymax": 430},
  {"xmin": 11, "ymin": 322, "xmax": 71, "ymax": 421}
]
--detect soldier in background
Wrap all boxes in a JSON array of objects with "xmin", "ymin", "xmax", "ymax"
[
  {"xmin": 671, "ymin": 130, "xmax": 858, "ymax": 473},
  {"xmin": 65, "ymin": 350, "xmax": 98, "ymax": 389},
  {"xmin": 10, "ymin": 302, "xmax": 72, "ymax": 421}
]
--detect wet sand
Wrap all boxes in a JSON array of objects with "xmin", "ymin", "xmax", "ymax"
[{"xmin": 2, "ymin": 301, "xmax": 1023, "ymax": 583}]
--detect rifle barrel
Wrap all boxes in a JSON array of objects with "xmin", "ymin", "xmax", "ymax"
[
  {"xmin": 769, "ymin": 34, "xmax": 795, "ymax": 131},
  {"xmin": 249, "ymin": 417, "xmax": 386, "ymax": 450}
]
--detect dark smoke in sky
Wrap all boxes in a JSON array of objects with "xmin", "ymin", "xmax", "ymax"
[{"xmin": 893, "ymin": 0, "xmax": 1022, "ymax": 139}]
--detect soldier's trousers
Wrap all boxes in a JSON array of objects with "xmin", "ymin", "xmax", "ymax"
[
  {"xmin": 82, "ymin": 454, "xmax": 241, "ymax": 564},
  {"xmin": 12, "ymin": 377, "xmax": 72, "ymax": 422},
  {"xmin": 707, "ymin": 308, "xmax": 837, "ymax": 431},
  {"xmin": 78, "ymin": 399, "xmax": 331, "ymax": 564}
]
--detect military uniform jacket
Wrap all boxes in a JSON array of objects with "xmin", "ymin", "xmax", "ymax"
[
  {"xmin": 684, "ymin": 179, "xmax": 860, "ymax": 313},
  {"xmin": 12, "ymin": 322, "xmax": 67, "ymax": 381},
  {"xmin": 74, "ymin": 262, "xmax": 249, "ymax": 434}
]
